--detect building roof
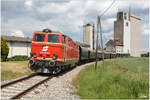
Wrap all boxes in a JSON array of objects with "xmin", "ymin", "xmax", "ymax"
[
  {"xmin": 118, "ymin": 11, "xmax": 141, "ymax": 20},
  {"xmin": 75, "ymin": 41, "xmax": 90, "ymax": 47},
  {"xmin": 106, "ymin": 39, "xmax": 123, "ymax": 46},
  {"xmin": 2, "ymin": 35, "xmax": 32, "ymax": 43},
  {"xmin": 83, "ymin": 23, "xmax": 93, "ymax": 27}
]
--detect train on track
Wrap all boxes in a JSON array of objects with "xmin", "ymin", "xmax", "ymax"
[{"xmin": 29, "ymin": 29, "xmax": 129, "ymax": 74}]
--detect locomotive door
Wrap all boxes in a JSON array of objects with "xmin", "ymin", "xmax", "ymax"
[{"xmin": 62, "ymin": 35, "xmax": 66, "ymax": 62}]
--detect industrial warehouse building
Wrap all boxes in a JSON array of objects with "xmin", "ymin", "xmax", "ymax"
[
  {"xmin": 114, "ymin": 11, "xmax": 141, "ymax": 57},
  {"xmin": 83, "ymin": 23, "xmax": 94, "ymax": 50},
  {"xmin": 2, "ymin": 35, "xmax": 32, "ymax": 58}
]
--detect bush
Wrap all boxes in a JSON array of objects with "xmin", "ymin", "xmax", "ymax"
[
  {"xmin": 141, "ymin": 52, "xmax": 149, "ymax": 57},
  {"xmin": 1, "ymin": 37, "xmax": 9, "ymax": 61},
  {"xmin": 7, "ymin": 55, "xmax": 29, "ymax": 61}
]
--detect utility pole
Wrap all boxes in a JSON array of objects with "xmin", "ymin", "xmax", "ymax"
[
  {"xmin": 93, "ymin": 24, "xmax": 95, "ymax": 50},
  {"xmin": 99, "ymin": 16, "xmax": 105, "ymax": 69},
  {"xmin": 95, "ymin": 0, "xmax": 115, "ymax": 69},
  {"xmin": 95, "ymin": 16, "xmax": 100, "ymax": 70}
]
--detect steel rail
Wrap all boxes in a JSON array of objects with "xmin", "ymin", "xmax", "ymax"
[
  {"xmin": 1, "ymin": 73, "xmax": 37, "ymax": 88},
  {"xmin": 11, "ymin": 76, "xmax": 53, "ymax": 99}
]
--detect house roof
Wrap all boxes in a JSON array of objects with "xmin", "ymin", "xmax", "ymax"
[
  {"xmin": 106, "ymin": 39, "xmax": 123, "ymax": 46},
  {"xmin": 2, "ymin": 35, "xmax": 32, "ymax": 43}
]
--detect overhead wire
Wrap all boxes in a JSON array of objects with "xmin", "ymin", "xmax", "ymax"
[{"xmin": 100, "ymin": 0, "xmax": 116, "ymax": 17}]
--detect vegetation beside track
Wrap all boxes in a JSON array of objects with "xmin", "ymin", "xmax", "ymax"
[
  {"xmin": 1, "ymin": 61, "xmax": 32, "ymax": 81},
  {"xmin": 73, "ymin": 57, "xmax": 149, "ymax": 99}
]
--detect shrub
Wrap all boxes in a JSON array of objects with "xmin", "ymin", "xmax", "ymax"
[
  {"xmin": 1, "ymin": 37, "xmax": 9, "ymax": 61},
  {"xmin": 7, "ymin": 55, "xmax": 29, "ymax": 61},
  {"xmin": 141, "ymin": 52, "xmax": 149, "ymax": 57}
]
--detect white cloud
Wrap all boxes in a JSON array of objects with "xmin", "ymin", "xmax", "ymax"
[
  {"xmin": 101, "ymin": 18, "xmax": 116, "ymax": 32},
  {"xmin": 2, "ymin": 0, "xmax": 149, "ymax": 50},
  {"xmin": 118, "ymin": 0, "xmax": 149, "ymax": 9},
  {"xmin": 11, "ymin": 30, "xmax": 24, "ymax": 37},
  {"xmin": 25, "ymin": 0, "xmax": 32, "ymax": 7},
  {"xmin": 103, "ymin": 31, "xmax": 113, "ymax": 40},
  {"xmin": 34, "ymin": 0, "xmax": 85, "ymax": 36}
]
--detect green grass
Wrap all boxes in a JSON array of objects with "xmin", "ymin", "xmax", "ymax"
[
  {"xmin": 1, "ymin": 70, "xmax": 31, "ymax": 81},
  {"xmin": 1, "ymin": 61, "xmax": 32, "ymax": 81},
  {"xmin": 115, "ymin": 57, "xmax": 149, "ymax": 73},
  {"xmin": 73, "ymin": 57, "xmax": 149, "ymax": 99}
]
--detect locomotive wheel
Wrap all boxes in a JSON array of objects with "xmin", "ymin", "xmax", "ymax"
[
  {"xmin": 57, "ymin": 66, "xmax": 61, "ymax": 73},
  {"xmin": 61, "ymin": 66, "xmax": 66, "ymax": 71},
  {"xmin": 68, "ymin": 64, "xmax": 72, "ymax": 69},
  {"xmin": 52, "ymin": 66, "xmax": 61, "ymax": 74}
]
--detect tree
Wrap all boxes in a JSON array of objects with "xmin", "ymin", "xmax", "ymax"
[{"xmin": 1, "ymin": 37, "xmax": 9, "ymax": 61}]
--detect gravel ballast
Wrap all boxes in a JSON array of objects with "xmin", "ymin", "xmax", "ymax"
[{"xmin": 22, "ymin": 62, "xmax": 94, "ymax": 100}]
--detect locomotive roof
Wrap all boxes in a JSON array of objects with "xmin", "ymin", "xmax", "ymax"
[{"xmin": 34, "ymin": 31, "xmax": 74, "ymax": 43}]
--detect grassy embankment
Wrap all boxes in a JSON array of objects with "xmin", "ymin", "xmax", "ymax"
[
  {"xmin": 1, "ymin": 61, "xmax": 32, "ymax": 81},
  {"xmin": 73, "ymin": 57, "xmax": 149, "ymax": 99}
]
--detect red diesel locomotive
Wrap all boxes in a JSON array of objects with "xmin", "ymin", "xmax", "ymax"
[{"xmin": 29, "ymin": 29, "xmax": 79, "ymax": 74}]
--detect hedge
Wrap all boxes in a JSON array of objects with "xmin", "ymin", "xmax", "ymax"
[{"xmin": 7, "ymin": 55, "xmax": 29, "ymax": 61}]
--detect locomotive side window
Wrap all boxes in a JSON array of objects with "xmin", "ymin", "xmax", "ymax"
[
  {"xmin": 62, "ymin": 36, "xmax": 65, "ymax": 44},
  {"xmin": 48, "ymin": 34, "xmax": 59, "ymax": 43},
  {"xmin": 68, "ymin": 40, "xmax": 70, "ymax": 46},
  {"xmin": 34, "ymin": 34, "xmax": 45, "ymax": 42}
]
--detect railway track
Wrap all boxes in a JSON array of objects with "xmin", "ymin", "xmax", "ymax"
[{"xmin": 1, "ymin": 73, "xmax": 53, "ymax": 100}]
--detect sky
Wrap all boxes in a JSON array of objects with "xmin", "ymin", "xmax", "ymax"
[{"xmin": 1, "ymin": 0, "xmax": 149, "ymax": 53}]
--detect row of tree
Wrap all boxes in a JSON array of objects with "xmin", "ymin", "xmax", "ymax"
[{"xmin": 141, "ymin": 52, "xmax": 149, "ymax": 57}]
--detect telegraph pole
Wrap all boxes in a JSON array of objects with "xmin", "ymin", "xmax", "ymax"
[
  {"xmin": 95, "ymin": 0, "xmax": 116, "ymax": 70},
  {"xmin": 95, "ymin": 16, "xmax": 100, "ymax": 70},
  {"xmin": 99, "ymin": 16, "xmax": 105, "ymax": 69}
]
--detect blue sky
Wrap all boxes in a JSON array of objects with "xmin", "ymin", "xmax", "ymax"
[{"xmin": 1, "ymin": 0, "xmax": 149, "ymax": 53}]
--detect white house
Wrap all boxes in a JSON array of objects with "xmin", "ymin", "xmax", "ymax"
[
  {"xmin": 105, "ymin": 39, "xmax": 123, "ymax": 53},
  {"xmin": 2, "ymin": 35, "xmax": 32, "ymax": 58}
]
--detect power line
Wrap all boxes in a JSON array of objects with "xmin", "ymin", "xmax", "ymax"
[{"xmin": 100, "ymin": 0, "xmax": 116, "ymax": 17}]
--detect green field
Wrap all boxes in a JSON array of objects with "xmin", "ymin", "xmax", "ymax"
[
  {"xmin": 73, "ymin": 57, "xmax": 149, "ymax": 99},
  {"xmin": 1, "ymin": 61, "xmax": 32, "ymax": 81}
]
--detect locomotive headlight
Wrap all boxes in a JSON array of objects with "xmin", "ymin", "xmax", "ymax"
[
  {"xmin": 29, "ymin": 59, "xmax": 35, "ymax": 65},
  {"xmin": 33, "ymin": 53, "xmax": 37, "ymax": 58},
  {"xmin": 52, "ymin": 54, "xmax": 58, "ymax": 60}
]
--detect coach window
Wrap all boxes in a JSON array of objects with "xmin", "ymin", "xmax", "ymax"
[
  {"xmin": 34, "ymin": 34, "xmax": 45, "ymax": 42},
  {"xmin": 48, "ymin": 34, "xmax": 59, "ymax": 43}
]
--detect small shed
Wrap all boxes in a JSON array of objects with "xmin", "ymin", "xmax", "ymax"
[{"xmin": 2, "ymin": 35, "xmax": 32, "ymax": 57}]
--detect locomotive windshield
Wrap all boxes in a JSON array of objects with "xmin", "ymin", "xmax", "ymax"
[
  {"xmin": 48, "ymin": 34, "xmax": 59, "ymax": 43},
  {"xmin": 34, "ymin": 34, "xmax": 45, "ymax": 42}
]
